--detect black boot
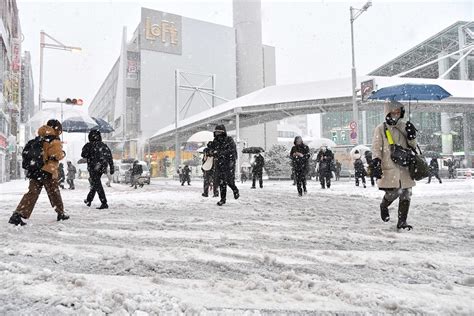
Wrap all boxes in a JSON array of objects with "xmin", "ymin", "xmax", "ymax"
[
  {"xmin": 397, "ymin": 200, "xmax": 413, "ymax": 230},
  {"xmin": 202, "ymin": 193, "xmax": 208, "ymax": 197},
  {"xmin": 84, "ymin": 199, "xmax": 91, "ymax": 207},
  {"xmin": 57, "ymin": 213, "xmax": 70, "ymax": 221},
  {"xmin": 380, "ymin": 198, "xmax": 391, "ymax": 222},
  {"xmin": 97, "ymin": 203, "xmax": 109, "ymax": 210},
  {"xmin": 8, "ymin": 212, "xmax": 26, "ymax": 226},
  {"xmin": 233, "ymin": 190, "xmax": 240, "ymax": 200},
  {"xmin": 217, "ymin": 200, "xmax": 226, "ymax": 206}
]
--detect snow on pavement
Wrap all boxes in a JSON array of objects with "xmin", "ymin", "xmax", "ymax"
[{"xmin": 1, "ymin": 178, "xmax": 473, "ymax": 315}]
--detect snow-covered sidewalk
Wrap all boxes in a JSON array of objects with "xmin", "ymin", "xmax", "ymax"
[{"xmin": 1, "ymin": 178, "xmax": 473, "ymax": 315}]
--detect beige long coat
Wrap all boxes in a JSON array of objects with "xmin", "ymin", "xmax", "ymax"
[{"xmin": 372, "ymin": 105, "xmax": 417, "ymax": 189}]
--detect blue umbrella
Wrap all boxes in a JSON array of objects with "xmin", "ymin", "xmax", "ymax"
[
  {"xmin": 368, "ymin": 83, "xmax": 451, "ymax": 102},
  {"xmin": 92, "ymin": 117, "xmax": 114, "ymax": 133},
  {"xmin": 62, "ymin": 117, "xmax": 97, "ymax": 133},
  {"xmin": 368, "ymin": 83, "xmax": 452, "ymax": 118}
]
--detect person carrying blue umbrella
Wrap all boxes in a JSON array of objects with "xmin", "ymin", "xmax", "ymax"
[{"xmin": 371, "ymin": 101, "xmax": 418, "ymax": 231}]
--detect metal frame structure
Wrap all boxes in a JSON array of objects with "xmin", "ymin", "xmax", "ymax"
[
  {"xmin": 39, "ymin": 31, "xmax": 81, "ymax": 110},
  {"xmin": 174, "ymin": 70, "xmax": 229, "ymax": 169}
]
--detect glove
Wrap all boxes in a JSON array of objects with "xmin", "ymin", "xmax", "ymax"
[
  {"xmin": 372, "ymin": 158, "xmax": 383, "ymax": 179},
  {"xmin": 110, "ymin": 168, "xmax": 115, "ymax": 175},
  {"xmin": 405, "ymin": 121, "xmax": 417, "ymax": 140}
]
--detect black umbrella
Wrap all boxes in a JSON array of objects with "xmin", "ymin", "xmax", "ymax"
[
  {"xmin": 77, "ymin": 158, "xmax": 87, "ymax": 164},
  {"xmin": 242, "ymin": 147, "xmax": 265, "ymax": 154},
  {"xmin": 92, "ymin": 117, "xmax": 114, "ymax": 133}
]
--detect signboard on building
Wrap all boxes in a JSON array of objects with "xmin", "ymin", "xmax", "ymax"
[
  {"xmin": 140, "ymin": 8, "xmax": 182, "ymax": 55},
  {"xmin": 361, "ymin": 79, "xmax": 375, "ymax": 101}
]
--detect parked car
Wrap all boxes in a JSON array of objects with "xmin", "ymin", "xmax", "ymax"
[
  {"xmin": 113, "ymin": 161, "xmax": 132, "ymax": 183},
  {"xmin": 124, "ymin": 160, "xmax": 151, "ymax": 185}
]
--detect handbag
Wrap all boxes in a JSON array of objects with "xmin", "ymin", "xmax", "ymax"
[
  {"xmin": 384, "ymin": 123, "xmax": 414, "ymax": 167},
  {"xmin": 408, "ymin": 145, "xmax": 430, "ymax": 180}
]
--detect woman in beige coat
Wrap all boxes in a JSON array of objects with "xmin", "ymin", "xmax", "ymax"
[{"xmin": 371, "ymin": 101, "xmax": 417, "ymax": 230}]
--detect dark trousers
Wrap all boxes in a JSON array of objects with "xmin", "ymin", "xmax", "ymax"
[
  {"xmin": 295, "ymin": 169, "xmax": 307, "ymax": 195},
  {"xmin": 320, "ymin": 173, "xmax": 331, "ymax": 188},
  {"xmin": 217, "ymin": 168, "xmax": 239, "ymax": 201},
  {"xmin": 87, "ymin": 171, "xmax": 107, "ymax": 204},
  {"xmin": 355, "ymin": 176, "xmax": 366, "ymax": 186},
  {"xmin": 369, "ymin": 176, "xmax": 375, "ymax": 186},
  {"xmin": 428, "ymin": 171, "xmax": 442, "ymax": 183},
  {"xmin": 252, "ymin": 171, "xmax": 263, "ymax": 188},
  {"xmin": 67, "ymin": 179, "xmax": 75, "ymax": 189},
  {"xmin": 15, "ymin": 173, "xmax": 64, "ymax": 219},
  {"xmin": 203, "ymin": 171, "xmax": 218, "ymax": 196},
  {"xmin": 181, "ymin": 175, "xmax": 191, "ymax": 185},
  {"xmin": 335, "ymin": 172, "xmax": 340, "ymax": 181}
]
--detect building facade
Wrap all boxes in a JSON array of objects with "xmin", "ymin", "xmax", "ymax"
[
  {"xmin": 89, "ymin": 6, "xmax": 277, "ymax": 167},
  {"xmin": 0, "ymin": 0, "xmax": 21, "ymax": 182}
]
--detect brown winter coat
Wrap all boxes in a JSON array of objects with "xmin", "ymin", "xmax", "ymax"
[
  {"xmin": 38, "ymin": 125, "xmax": 65, "ymax": 179},
  {"xmin": 371, "ymin": 104, "xmax": 417, "ymax": 189}
]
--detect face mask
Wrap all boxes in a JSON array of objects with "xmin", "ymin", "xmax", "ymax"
[{"xmin": 386, "ymin": 113, "xmax": 400, "ymax": 125}]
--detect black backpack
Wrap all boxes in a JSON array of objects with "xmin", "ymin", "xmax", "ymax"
[{"xmin": 22, "ymin": 137, "xmax": 45, "ymax": 178}]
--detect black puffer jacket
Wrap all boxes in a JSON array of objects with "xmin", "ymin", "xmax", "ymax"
[
  {"xmin": 316, "ymin": 149, "xmax": 334, "ymax": 177},
  {"xmin": 253, "ymin": 155, "xmax": 265, "ymax": 173},
  {"xmin": 212, "ymin": 125, "xmax": 237, "ymax": 170},
  {"xmin": 354, "ymin": 158, "xmax": 366, "ymax": 177},
  {"xmin": 290, "ymin": 140, "xmax": 310, "ymax": 172},
  {"xmin": 81, "ymin": 130, "xmax": 114, "ymax": 174}
]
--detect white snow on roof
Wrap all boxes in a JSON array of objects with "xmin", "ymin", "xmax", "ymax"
[{"xmin": 151, "ymin": 76, "xmax": 474, "ymax": 139}]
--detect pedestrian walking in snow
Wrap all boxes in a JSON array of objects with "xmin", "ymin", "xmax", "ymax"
[
  {"xmin": 8, "ymin": 119, "xmax": 69, "ymax": 226},
  {"xmin": 446, "ymin": 158, "xmax": 456, "ymax": 179},
  {"xmin": 427, "ymin": 158, "xmax": 442, "ymax": 184},
  {"xmin": 181, "ymin": 165, "xmax": 191, "ymax": 186},
  {"xmin": 335, "ymin": 160, "xmax": 342, "ymax": 181},
  {"xmin": 372, "ymin": 101, "xmax": 418, "ymax": 230},
  {"xmin": 251, "ymin": 153, "xmax": 265, "ymax": 189},
  {"xmin": 290, "ymin": 136, "xmax": 310, "ymax": 196},
  {"xmin": 365, "ymin": 151, "xmax": 376, "ymax": 186},
  {"xmin": 58, "ymin": 162, "xmax": 66, "ymax": 189},
  {"xmin": 353, "ymin": 150, "xmax": 367, "ymax": 188},
  {"xmin": 202, "ymin": 142, "xmax": 219, "ymax": 197},
  {"xmin": 316, "ymin": 145, "xmax": 334, "ymax": 189},
  {"xmin": 177, "ymin": 166, "xmax": 183, "ymax": 183},
  {"xmin": 66, "ymin": 161, "xmax": 77, "ymax": 190},
  {"xmin": 82, "ymin": 129, "xmax": 114, "ymax": 209},
  {"xmin": 130, "ymin": 160, "xmax": 143, "ymax": 189},
  {"xmin": 212, "ymin": 125, "xmax": 239, "ymax": 206}
]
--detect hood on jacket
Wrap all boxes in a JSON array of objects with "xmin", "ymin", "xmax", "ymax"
[
  {"xmin": 88, "ymin": 129, "xmax": 102, "ymax": 142},
  {"xmin": 294, "ymin": 136, "xmax": 303, "ymax": 145},
  {"xmin": 214, "ymin": 124, "xmax": 227, "ymax": 137},
  {"xmin": 38, "ymin": 125, "xmax": 61, "ymax": 138},
  {"xmin": 384, "ymin": 101, "xmax": 405, "ymax": 118}
]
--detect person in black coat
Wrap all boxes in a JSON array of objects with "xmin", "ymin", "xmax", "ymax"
[
  {"xmin": 81, "ymin": 129, "xmax": 114, "ymax": 209},
  {"xmin": 251, "ymin": 153, "xmax": 265, "ymax": 189},
  {"xmin": 353, "ymin": 150, "xmax": 367, "ymax": 188},
  {"xmin": 181, "ymin": 165, "xmax": 191, "ymax": 186},
  {"xmin": 130, "ymin": 160, "xmax": 143, "ymax": 189},
  {"xmin": 290, "ymin": 136, "xmax": 310, "ymax": 196},
  {"xmin": 211, "ymin": 125, "xmax": 239, "ymax": 206},
  {"xmin": 316, "ymin": 145, "xmax": 334, "ymax": 189},
  {"xmin": 58, "ymin": 163, "xmax": 66, "ymax": 189},
  {"xmin": 428, "ymin": 158, "xmax": 442, "ymax": 184}
]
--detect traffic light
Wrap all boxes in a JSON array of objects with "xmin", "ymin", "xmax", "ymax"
[{"xmin": 65, "ymin": 98, "xmax": 84, "ymax": 105}]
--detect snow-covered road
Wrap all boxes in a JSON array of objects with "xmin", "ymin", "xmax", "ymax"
[{"xmin": 1, "ymin": 178, "xmax": 473, "ymax": 315}]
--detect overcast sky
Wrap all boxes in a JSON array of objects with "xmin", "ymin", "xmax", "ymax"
[
  {"xmin": 18, "ymin": 0, "xmax": 473, "ymax": 106},
  {"xmin": 16, "ymin": 0, "xmax": 473, "ymax": 150}
]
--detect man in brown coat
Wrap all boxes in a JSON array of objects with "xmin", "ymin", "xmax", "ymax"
[
  {"xmin": 8, "ymin": 119, "xmax": 70, "ymax": 226},
  {"xmin": 372, "ymin": 101, "xmax": 417, "ymax": 230}
]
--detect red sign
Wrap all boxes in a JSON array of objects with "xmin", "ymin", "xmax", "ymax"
[
  {"xmin": 349, "ymin": 121, "xmax": 357, "ymax": 130},
  {"xmin": 12, "ymin": 40, "xmax": 21, "ymax": 72},
  {"xmin": 0, "ymin": 135, "xmax": 6, "ymax": 149}
]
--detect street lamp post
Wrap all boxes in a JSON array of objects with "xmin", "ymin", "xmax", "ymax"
[
  {"xmin": 39, "ymin": 30, "xmax": 82, "ymax": 110},
  {"xmin": 350, "ymin": 1, "xmax": 371, "ymax": 145}
]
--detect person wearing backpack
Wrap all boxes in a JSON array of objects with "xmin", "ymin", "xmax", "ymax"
[
  {"xmin": 372, "ymin": 101, "xmax": 417, "ymax": 231},
  {"xmin": 82, "ymin": 129, "xmax": 114, "ymax": 209},
  {"xmin": 66, "ymin": 161, "xmax": 77, "ymax": 190},
  {"xmin": 8, "ymin": 119, "xmax": 69, "ymax": 226}
]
